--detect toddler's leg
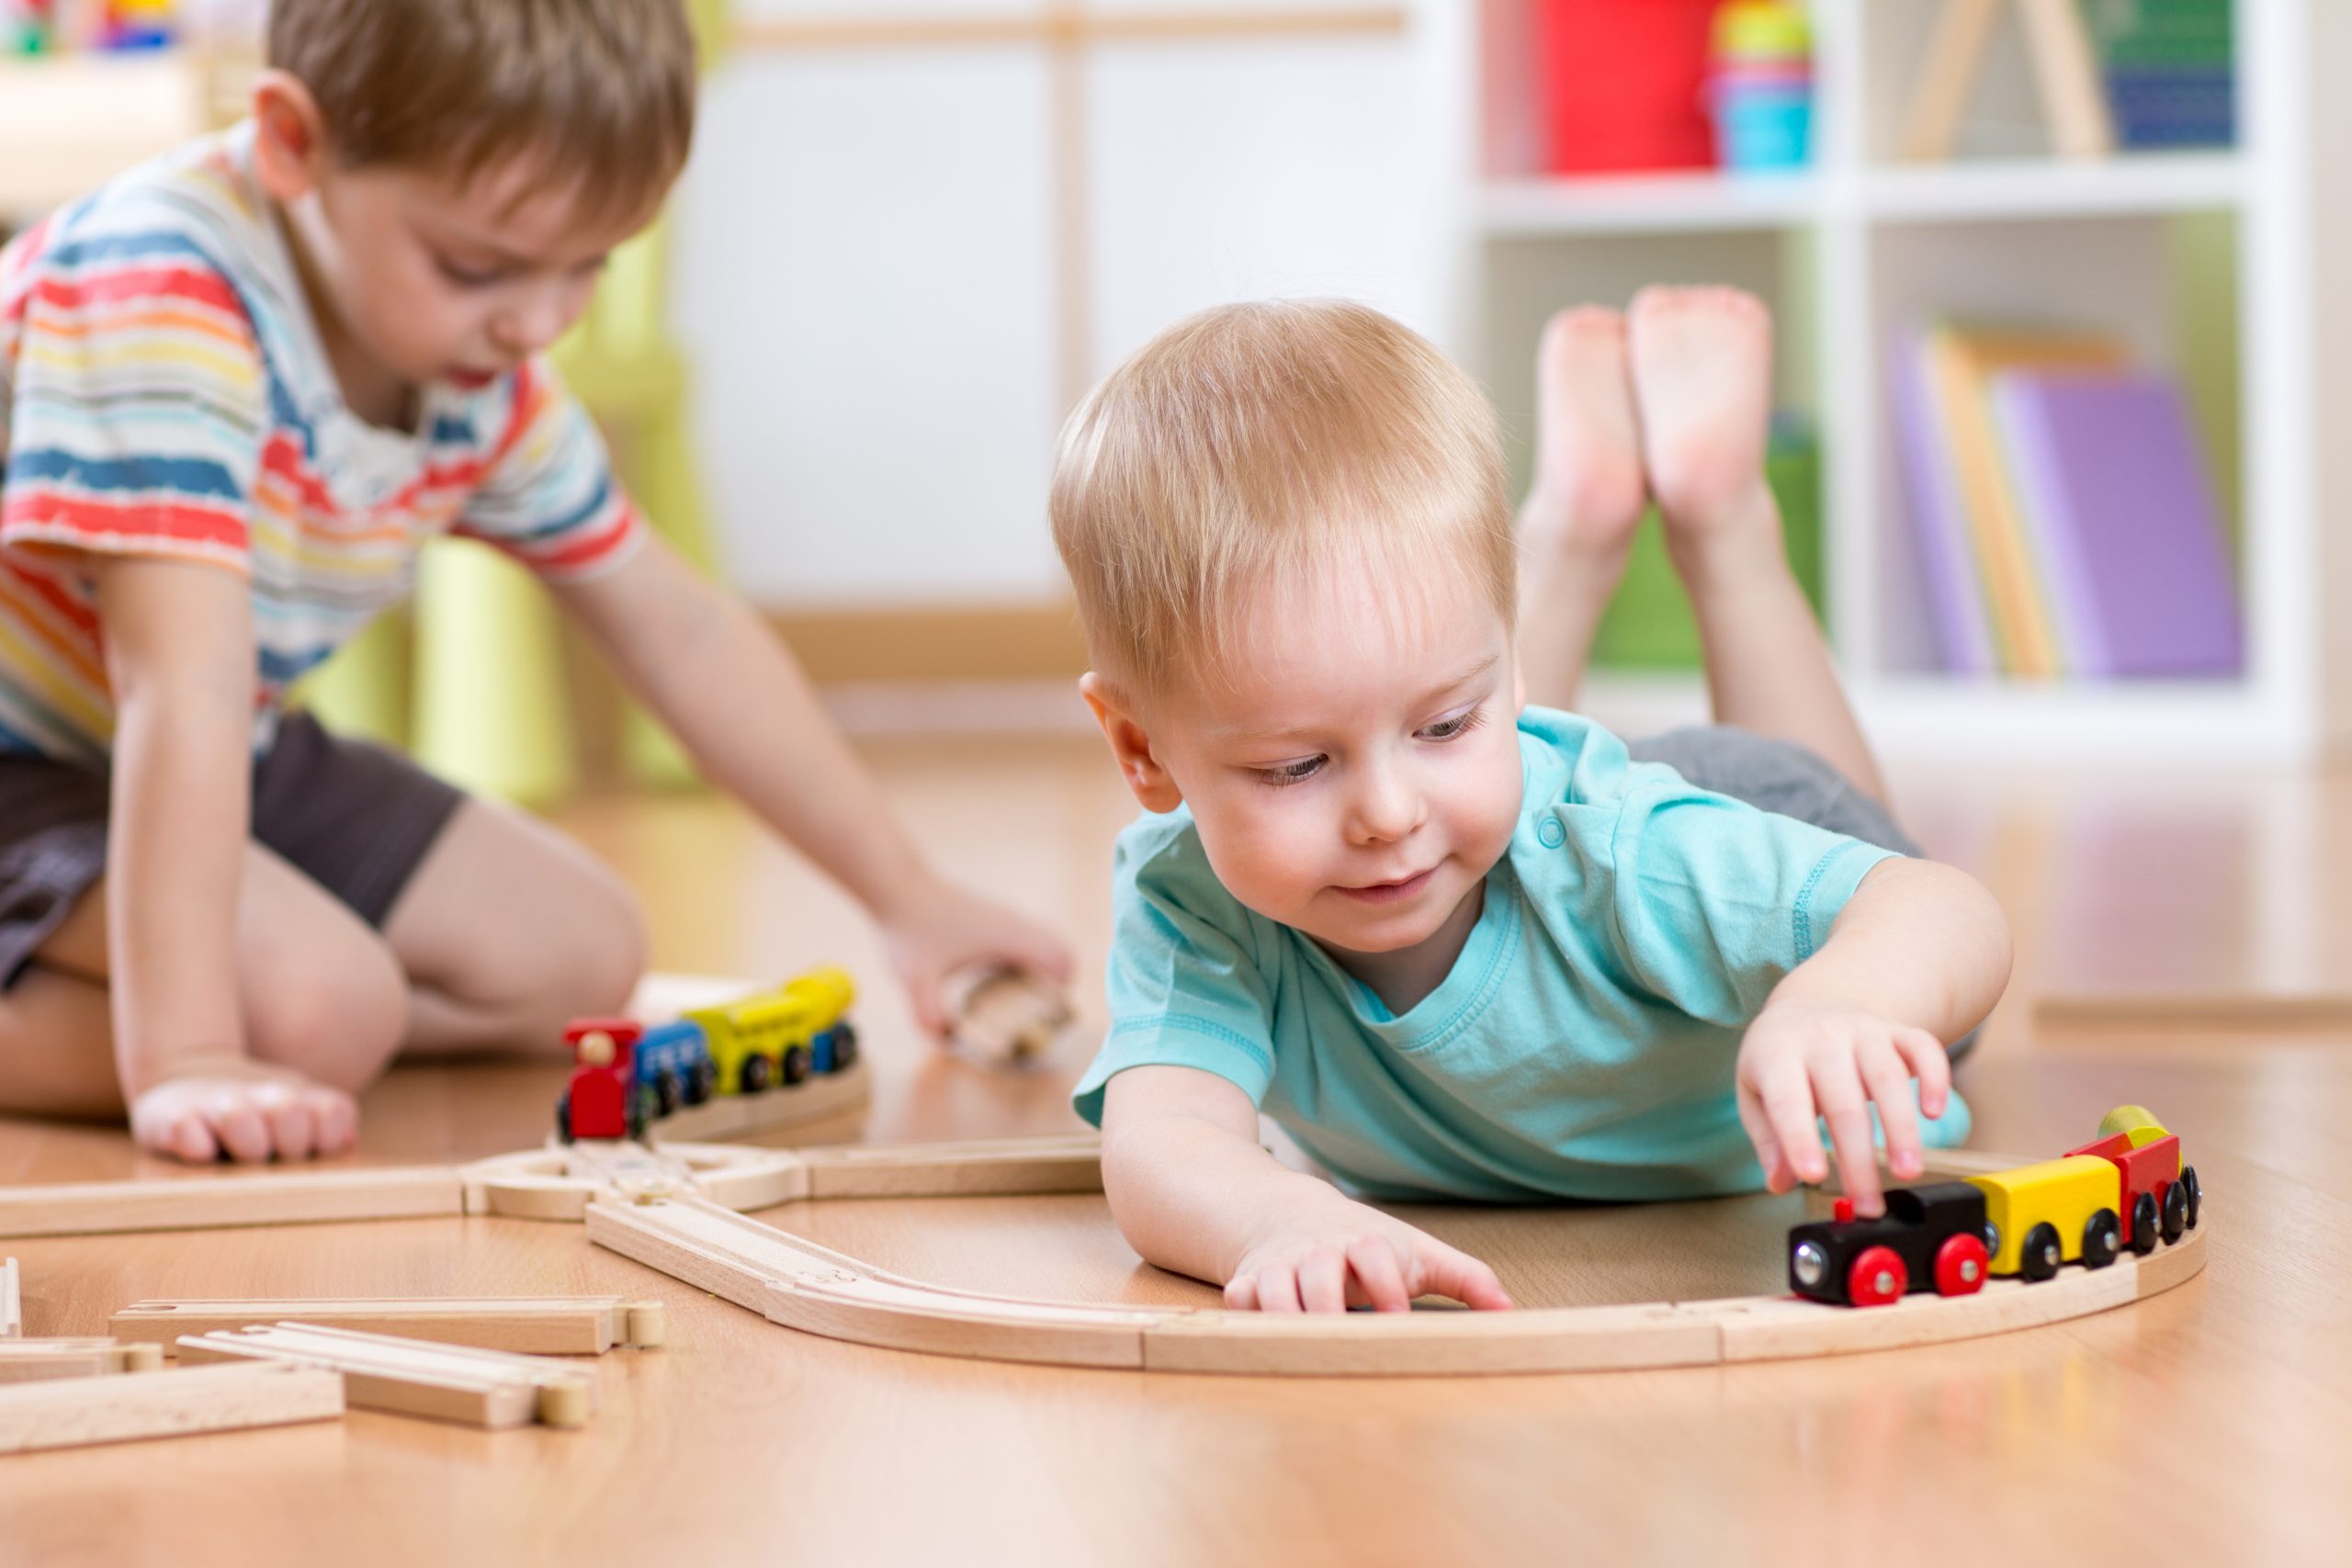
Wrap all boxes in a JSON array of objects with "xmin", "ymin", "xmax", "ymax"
[
  {"xmin": 382, "ymin": 797, "xmax": 644, "ymax": 1055},
  {"xmin": 1626, "ymin": 287, "xmax": 1889, "ymax": 807},
  {"xmin": 1515, "ymin": 308, "xmax": 1652, "ymax": 708}
]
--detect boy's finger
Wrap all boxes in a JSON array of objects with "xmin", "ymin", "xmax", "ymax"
[
  {"xmin": 1758, "ymin": 1059, "xmax": 1826, "ymax": 1186},
  {"xmin": 211, "ymin": 1101, "xmax": 274, "ymax": 1165},
  {"xmin": 1896, "ymin": 1029, "xmax": 1952, "ymax": 1119},
  {"xmin": 1257, "ymin": 1261, "xmax": 1302, "ymax": 1314},
  {"xmin": 266, "ymin": 1100, "xmax": 316, "ymax": 1163},
  {"xmin": 1736, "ymin": 1087, "xmax": 1792, "ymax": 1193},
  {"xmin": 1859, "ymin": 1039, "xmax": 1923, "ymax": 1180},
  {"xmin": 1810, "ymin": 1058, "xmax": 1882, "ymax": 1216},
  {"xmin": 1345, "ymin": 1237, "xmax": 1411, "ymax": 1313},
  {"xmin": 165, "ymin": 1114, "xmax": 218, "ymax": 1164},
  {"xmin": 310, "ymin": 1093, "xmax": 358, "ymax": 1155},
  {"xmin": 1224, "ymin": 1273, "xmax": 1261, "ymax": 1311},
  {"xmin": 1419, "ymin": 1244, "xmax": 1513, "ymax": 1311},
  {"xmin": 1298, "ymin": 1247, "xmax": 1349, "ymax": 1314}
]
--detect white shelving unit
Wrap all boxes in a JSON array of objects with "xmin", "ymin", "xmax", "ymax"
[{"xmin": 1460, "ymin": 0, "xmax": 2316, "ymax": 760}]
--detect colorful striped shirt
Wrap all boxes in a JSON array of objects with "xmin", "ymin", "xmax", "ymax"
[{"xmin": 0, "ymin": 123, "xmax": 643, "ymax": 762}]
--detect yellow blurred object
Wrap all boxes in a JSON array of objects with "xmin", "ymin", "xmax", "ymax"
[
  {"xmin": 1968, "ymin": 1155, "xmax": 2118, "ymax": 1276},
  {"xmin": 2097, "ymin": 1104, "xmax": 2173, "ymax": 1148}
]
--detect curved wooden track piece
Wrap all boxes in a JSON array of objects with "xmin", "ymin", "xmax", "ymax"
[{"xmin": 576, "ymin": 1146, "xmax": 2210, "ymax": 1377}]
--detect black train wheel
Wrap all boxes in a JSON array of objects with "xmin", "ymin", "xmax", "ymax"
[
  {"xmin": 653, "ymin": 1073, "xmax": 681, "ymax": 1117},
  {"xmin": 832, "ymin": 1021, "xmax": 860, "ymax": 1071},
  {"xmin": 2180, "ymin": 1166, "xmax": 2202, "ymax": 1229},
  {"xmin": 782, "ymin": 1045, "xmax": 809, "ymax": 1087},
  {"xmin": 2080, "ymin": 1209, "xmax": 2121, "ymax": 1269},
  {"xmin": 739, "ymin": 1054, "xmax": 773, "ymax": 1095},
  {"xmin": 2161, "ymin": 1179, "xmax": 2189, "ymax": 1244},
  {"xmin": 2130, "ymin": 1192, "xmax": 2161, "ymax": 1255},
  {"xmin": 688, "ymin": 1059, "xmax": 717, "ymax": 1105},
  {"xmin": 2019, "ymin": 1221, "xmax": 2064, "ymax": 1281},
  {"xmin": 556, "ymin": 1093, "xmax": 574, "ymax": 1145}
]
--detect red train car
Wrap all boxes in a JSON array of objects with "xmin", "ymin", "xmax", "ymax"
[
  {"xmin": 560, "ymin": 1018, "xmax": 648, "ymax": 1143},
  {"xmin": 2065, "ymin": 1127, "xmax": 2192, "ymax": 1253}
]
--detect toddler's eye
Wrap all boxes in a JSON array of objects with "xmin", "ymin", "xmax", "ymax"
[
  {"xmin": 1252, "ymin": 757, "xmax": 1325, "ymax": 788},
  {"xmin": 435, "ymin": 256, "xmax": 506, "ymax": 288},
  {"xmin": 1419, "ymin": 706, "xmax": 1485, "ymax": 742}
]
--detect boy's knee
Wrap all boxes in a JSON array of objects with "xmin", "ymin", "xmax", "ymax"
[
  {"xmin": 246, "ymin": 933, "xmax": 408, "ymax": 1093},
  {"xmin": 562, "ymin": 874, "xmax": 647, "ymax": 1018}
]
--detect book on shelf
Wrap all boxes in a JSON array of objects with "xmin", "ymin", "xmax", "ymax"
[{"xmin": 1896, "ymin": 321, "xmax": 2241, "ymax": 681}]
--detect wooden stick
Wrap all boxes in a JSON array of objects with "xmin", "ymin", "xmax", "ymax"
[
  {"xmin": 0, "ymin": 1337, "xmax": 164, "ymax": 1383},
  {"xmin": 0, "ymin": 1361, "xmax": 343, "ymax": 1454},
  {"xmin": 177, "ymin": 1324, "xmax": 596, "ymax": 1429},
  {"xmin": 113, "ymin": 1296, "xmax": 666, "ymax": 1357},
  {"xmin": 0, "ymin": 1166, "xmax": 465, "ymax": 1239},
  {"xmin": 797, "ymin": 1133, "xmax": 1102, "ymax": 1199},
  {"xmin": 1, "ymin": 1258, "xmax": 17, "ymax": 1337},
  {"xmin": 1901, "ymin": 0, "xmax": 2005, "ymax": 162},
  {"xmin": 2017, "ymin": 0, "xmax": 2116, "ymax": 158}
]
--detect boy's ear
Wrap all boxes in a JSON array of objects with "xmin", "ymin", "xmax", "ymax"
[
  {"xmin": 250, "ymin": 71, "xmax": 332, "ymax": 203},
  {"xmin": 1080, "ymin": 672, "xmax": 1184, "ymax": 813}
]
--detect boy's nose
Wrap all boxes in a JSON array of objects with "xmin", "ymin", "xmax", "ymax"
[
  {"xmin": 1346, "ymin": 767, "xmax": 1425, "ymax": 845},
  {"xmin": 492, "ymin": 295, "xmax": 572, "ymax": 357}
]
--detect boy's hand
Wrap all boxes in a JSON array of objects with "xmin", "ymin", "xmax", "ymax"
[
  {"xmin": 1735, "ymin": 998, "xmax": 1952, "ymax": 1217},
  {"xmin": 877, "ymin": 876, "xmax": 1073, "ymax": 1040},
  {"xmin": 129, "ymin": 1057, "xmax": 358, "ymax": 1164},
  {"xmin": 1226, "ymin": 1196, "xmax": 1513, "ymax": 1314}
]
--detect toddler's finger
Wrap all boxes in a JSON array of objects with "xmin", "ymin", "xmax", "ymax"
[
  {"xmin": 1736, "ymin": 1086, "xmax": 1792, "ymax": 1193},
  {"xmin": 1419, "ymin": 1244, "xmax": 1513, "ymax": 1311},
  {"xmin": 210, "ymin": 1100, "xmax": 275, "ymax": 1165},
  {"xmin": 1895, "ymin": 1028, "xmax": 1952, "ymax": 1119},
  {"xmin": 1298, "ymin": 1246, "xmax": 1350, "ymax": 1314},
  {"xmin": 309, "ymin": 1093, "xmax": 358, "ymax": 1155},
  {"xmin": 1344, "ymin": 1237, "xmax": 1411, "ymax": 1313},
  {"xmin": 1256, "ymin": 1260, "xmax": 1302, "ymax": 1314},
  {"xmin": 1809, "ymin": 1058, "xmax": 1882, "ymax": 1216},
  {"xmin": 1758, "ymin": 1058, "xmax": 1827, "ymax": 1187},
  {"xmin": 1859, "ymin": 1039, "xmax": 1923, "ymax": 1181},
  {"xmin": 162, "ymin": 1113, "xmax": 218, "ymax": 1164},
  {"xmin": 266, "ymin": 1100, "xmax": 316, "ymax": 1163},
  {"xmin": 1224, "ymin": 1273, "xmax": 1261, "ymax": 1311}
]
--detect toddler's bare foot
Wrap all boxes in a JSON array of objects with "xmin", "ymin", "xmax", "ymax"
[
  {"xmin": 1627, "ymin": 287, "xmax": 1784, "ymax": 584},
  {"xmin": 1517, "ymin": 307, "xmax": 1648, "ymax": 570}
]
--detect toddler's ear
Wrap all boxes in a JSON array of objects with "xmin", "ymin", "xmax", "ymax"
[
  {"xmin": 1080, "ymin": 673, "xmax": 1184, "ymax": 813},
  {"xmin": 251, "ymin": 71, "xmax": 331, "ymax": 203}
]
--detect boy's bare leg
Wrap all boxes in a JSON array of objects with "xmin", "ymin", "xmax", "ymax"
[
  {"xmin": 382, "ymin": 797, "xmax": 644, "ymax": 1056},
  {"xmin": 1515, "ymin": 307, "xmax": 1653, "ymax": 708},
  {"xmin": 1626, "ymin": 286, "xmax": 1889, "ymax": 807}
]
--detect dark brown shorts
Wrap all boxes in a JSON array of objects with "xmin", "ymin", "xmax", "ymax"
[{"xmin": 0, "ymin": 709, "xmax": 466, "ymax": 988}]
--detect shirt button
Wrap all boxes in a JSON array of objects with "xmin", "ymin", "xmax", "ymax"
[{"xmin": 1536, "ymin": 817, "xmax": 1566, "ymax": 850}]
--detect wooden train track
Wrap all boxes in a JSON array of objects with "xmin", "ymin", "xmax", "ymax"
[{"xmin": 0, "ymin": 1134, "xmax": 2207, "ymax": 1379}]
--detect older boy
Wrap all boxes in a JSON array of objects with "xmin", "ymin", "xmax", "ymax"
[
  {"xmin": 1051, "ymin": 293, "xmax": 2009, "ymax": 1314},
  {"xmin": 0, "ymin": 0, "xmax": 1067, "ymax": 1163}
]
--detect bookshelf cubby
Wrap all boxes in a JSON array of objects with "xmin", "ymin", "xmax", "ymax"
[{"xmin": 1464, "ymin": 0, "xmax": 2313, "ymax": 758}]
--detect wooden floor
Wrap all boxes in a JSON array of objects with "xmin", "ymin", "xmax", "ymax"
[{"xmin": 5, "ymin": 732, "xmax": 2352, "ymax": 1566}]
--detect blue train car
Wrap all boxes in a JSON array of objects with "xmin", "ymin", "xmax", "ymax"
[{"xmin": 632, "ymin": 1019, "xmax": 718, "ymax": 1116}]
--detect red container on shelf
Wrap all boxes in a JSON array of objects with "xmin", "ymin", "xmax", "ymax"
[{"xmin": 1532, "ymin": 0, "xmax": 1721, "ymax": 175}]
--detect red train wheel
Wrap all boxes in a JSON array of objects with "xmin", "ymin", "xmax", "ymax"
[
  {"xmin": 1847, "ymin": 1245, "xmax": 1908, "ymax": 1307},
  {"xmin": 1933, "ymin": 1231, "xmax": 1989, "ymax": 1296}
]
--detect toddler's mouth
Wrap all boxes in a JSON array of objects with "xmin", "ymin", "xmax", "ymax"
[{"xmin": 1335, "ymin": 867, "xmax": 1435, "ymax": 905}]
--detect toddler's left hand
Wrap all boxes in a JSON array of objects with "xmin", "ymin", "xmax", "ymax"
[
  {"xmin": 878, "ymin": 875, "xmax": 1073, "ymax": 1040},
  {"xmin": 1734, "ymin": 998, "xmax": 1952, "ymax": 1218}
]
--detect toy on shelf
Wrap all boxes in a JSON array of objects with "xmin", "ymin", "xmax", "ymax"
[
  {"xmin": 1531, "ymin": 0, "xmax": 1718, "ymax": 175},
  {"xmin": 1707, "ymin": 0, "xmax": 1813, "ymax": 173},
  {"xmin": 1788, "ymin": 1104, "xmax": 2201, "ymax": 1306},
  {"xmin": 559, "ymin": 966, "xmax": 865, "ymax": 1145},
  {"xmin": 1904, "ymin": 0, "xmax": 2117, "ymax": 162}
]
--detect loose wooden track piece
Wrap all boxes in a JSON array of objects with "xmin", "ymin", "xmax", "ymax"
[
  {"xmin": 459, "ymin": 1140, "xmax": 809, "ymax": 1221},
  {"xmin": 0, "ymin": 1361, "xmax": 344, "ymax": 1455},
  {"xmin": 1, "ymin": 1258, "xmax": 18, "ymax": 1337},
  {"xmin": 0, "ymin": 1337, "xmax": 164, "ymax": 1383},
  {"xmin": 0, "ymin": 1166, "xmax": 466, "ymax": 1239},
  {"xmin": 796, "ymin": 1133, "xmax": 1102, "ymax": 1199},
  {"xmin": 177, "ymin": 1324, "xmax": 597, "ymax": 1429},
  {"xmin": 945, "ymin": 968, "xmax": 1075, "ymax": 1066},
  {"xmin": 113, "ymin": 1296, "xmax": 666, "ymax": 1357}
]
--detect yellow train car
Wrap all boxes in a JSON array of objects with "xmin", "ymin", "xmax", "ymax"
[
  {"xmin": 684, "ymin": 1002, "xmax": 771, "ymax": 1094},
  {"xmin": 1967, "ymin": 1155, "xmax": 2123, "ymax": 1280}
]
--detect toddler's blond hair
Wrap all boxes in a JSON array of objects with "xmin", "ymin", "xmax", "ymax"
[{"xmin": 1051, "ymin": 299, "xmax": 1514, "ymax": 697}]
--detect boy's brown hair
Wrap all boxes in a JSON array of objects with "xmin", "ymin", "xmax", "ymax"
[
  {"xmin": 1051, "ymin": 299, "xmax": 1515, "ymax": 696},
  {"xmin": 268, "ymin": 0, "xmax": 698, "ymax": 225}
]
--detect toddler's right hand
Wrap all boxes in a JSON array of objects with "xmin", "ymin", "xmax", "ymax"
[
  {"xmin": 1226, "ymin": 1201, "xmax": 1513, "ymax": 1314},
  {"xmin": 130, "ymin": 1058, "xmax": 359, "ymax": 1164}
]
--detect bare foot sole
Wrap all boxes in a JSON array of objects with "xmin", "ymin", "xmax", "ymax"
[
  {"xmin": 1517, "ymin": 306, "xmax": 1649, "ymax": 567},
  {"xmin": 1626, "ymin": 286, "xmax": 1781, "ymax": 566}
]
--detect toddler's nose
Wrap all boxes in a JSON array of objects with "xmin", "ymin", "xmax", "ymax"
[{"xmin": 1346, "ymin": 767, "xmax": 1425, "ymax": 845}]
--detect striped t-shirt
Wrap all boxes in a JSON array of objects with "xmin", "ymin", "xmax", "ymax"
[{"xmin": 0, "ymin": 123, "xmax": 643, "ymax": 763}]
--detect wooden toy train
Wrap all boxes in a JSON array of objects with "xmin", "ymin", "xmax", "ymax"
[
  {"xmin": 558, "ymin": 967, "xmax": 862, "ymax": 1143},
  {"xmin": 1787, "ymin": 1104, "xmax": 2202, "ymax": 1307}
]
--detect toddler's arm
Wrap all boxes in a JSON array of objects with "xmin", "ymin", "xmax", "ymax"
[
  {"xmin": 1736, "ymin": 857, "xmax": 2011, "ymax": 1214},
  {"xmin": 94, "ymin": 558, "xmax": 356, "ymax": 1162},
  {"xmin": 552, "ymin": 537, "xmax": 1070, "ymax": 1032},
  {"xmin": 1102, "ymin": 1065, "xmax": 1512, "ymax": 1313}
]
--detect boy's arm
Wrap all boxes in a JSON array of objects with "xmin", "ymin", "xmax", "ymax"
[
  {"xmin": 1737, "ymin": 857, "xmax": 2012, "ymax": 1213},
  {"xmin": 550, "ymin": 536, "xmax": 1069, "ymax": 1031},
  {"xmin": 1102, "ymin": 1065, "xmax": 1511, "ymax": 1313},
  {"xmin": 93, "ymin": 558, "xmax": 356, "ymax": 1162}
]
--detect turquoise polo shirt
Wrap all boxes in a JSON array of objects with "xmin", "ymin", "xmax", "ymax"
[{"xmin": 1073, "ymin": 706, "xmax": 1968, "ymax": 1202}]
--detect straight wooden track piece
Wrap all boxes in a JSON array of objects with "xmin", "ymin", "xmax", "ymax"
[
  {"xmin": 0, "ymin": 1337, "xmax": 164, "ymax": 1383},
  {"xmin": 1, "ymin": 1258, "xmax": 17, "ymax": 1337},
  {"xmin": 0, "ymin": 1166, "xmax": 466, "ymax": 1239},
  {"xmin": 796, "ymin": 1132, "xmax": 1103, "ymax": 1199},
  {"xmin": 650, "ymin": 1057, "xmax": 872, "ymax": 1144},
  {"xmin": 0, "ymin": 1361, "xmax": 343, "ymax": 1454},
  {"xmin": 177, "ymin": 1324, "xmax": 597, "ymax": 1429},
  {"xmin": 1142, "ymin": 1303, "xmax": 1724, "ymax": 1376},
  {"xmin": 114, "ymin": 1296, "xmax": 666, "ymax": 1356}
]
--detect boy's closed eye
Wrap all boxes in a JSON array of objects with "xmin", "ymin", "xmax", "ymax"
[{"xmin": 1242, "ymin": 704, "xmax": 1488, "ymax": 789}]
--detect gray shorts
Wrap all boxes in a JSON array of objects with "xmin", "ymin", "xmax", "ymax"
[
  {"xmin": 0, "ymin": 709, "xmax": 465, "ymax": 988},
  {"xmin": 1625, "ymin": 726, "xmax": 1973, "ymax": 1060}
]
